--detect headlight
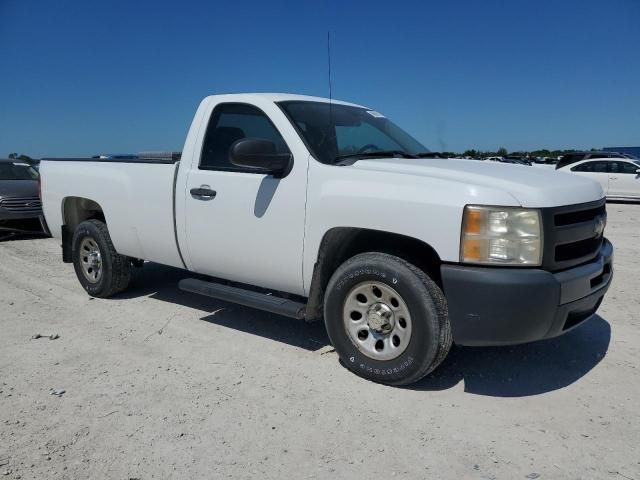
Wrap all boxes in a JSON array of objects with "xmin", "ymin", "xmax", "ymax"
[{"xmin": 460, "ymin": 206, "xmax": 542, "ymax": 266}]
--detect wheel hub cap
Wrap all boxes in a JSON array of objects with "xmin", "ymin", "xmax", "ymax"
[
  {"xmin": 366, "ymin": 302, "xmax": 395, "ymax": 333},
  {"xmin": 79, "ymin": 237, "xmax": 103, "ymax": 283},
  {"xmin": 88, "ymin": 251, "xmax": 101, "ymax": 266},
  {"xmin": 342, "ymin": 281, "xmax": 412, "ymax": 361}
]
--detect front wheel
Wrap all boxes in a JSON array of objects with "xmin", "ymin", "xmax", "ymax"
[
  {"xmin": 324, "ymin": 253, "xmax": 452, "ymax": 386},
  {"xmin": 72, "ymin": 219, "xmax": 132, "ymax": 298}
]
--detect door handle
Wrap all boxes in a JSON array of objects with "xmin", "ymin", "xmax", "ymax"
[
  {"xmin": 190, "ymin": 187, "xmax": 217, "ymax": 200},
  {"xmin": 610, "ymin": 177, "xmax": 618, "ymax": 180}
]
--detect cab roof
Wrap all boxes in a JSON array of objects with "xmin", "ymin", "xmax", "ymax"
[{"xmin": 204, "ymin": 92, "xmax": 368, "ymax": 109}]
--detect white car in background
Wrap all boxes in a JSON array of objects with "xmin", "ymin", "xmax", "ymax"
[{"xmin": 559, "ymin": 158, "xmax": 640, "ymax": 200}]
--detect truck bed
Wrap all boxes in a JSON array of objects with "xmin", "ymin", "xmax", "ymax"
[{"xmin": 40, "ymin": 157, "xmax": 185, "ymax": 269}]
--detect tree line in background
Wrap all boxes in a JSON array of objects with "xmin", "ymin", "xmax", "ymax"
[{"xmin": 458, "ymin": 147, "xmax": 603, "ymax": 160}]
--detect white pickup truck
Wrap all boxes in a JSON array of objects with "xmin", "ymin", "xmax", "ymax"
[{"xmin": 40, "ymin": 93, "xmax": 613, "ymax": 385}]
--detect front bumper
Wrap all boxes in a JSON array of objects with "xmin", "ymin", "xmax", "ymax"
[
  {"xmin": 0, "ymin": 209, "xmax": 43, "ymax": 221},
  {"xmin": 441, "ymin": 238, "xmax": 613, "ymax": 346}
]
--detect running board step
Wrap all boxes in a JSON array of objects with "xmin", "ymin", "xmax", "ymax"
[{"xmin": 178, "ymin": 278, "xmax": 306, "ymax": 319}]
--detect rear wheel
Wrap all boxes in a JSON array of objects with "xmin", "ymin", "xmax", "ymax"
[
  {"xmin": 324, "ymin": 252, "xmax": 451, "ymax": 386},
  {"xmin": 72, "ymin": 219, "xmax": 132, "ymax": 298}
]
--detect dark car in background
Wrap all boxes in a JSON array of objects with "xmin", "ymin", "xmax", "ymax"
[
  {"xmin": 503, "ymin": 155, "xmax": 533, "ymax": 166},
  {"xmin": 0, "ymin": 159, "xmax": 46, "ymax": 234}
]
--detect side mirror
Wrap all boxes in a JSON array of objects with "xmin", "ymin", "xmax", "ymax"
[
  {"xmin": 230, "ymin": 138, "xmax": 293, "ymax": 178},
  {"xmin": 636, "ymin": 168, "xmax": 640, "ymax": 174}
]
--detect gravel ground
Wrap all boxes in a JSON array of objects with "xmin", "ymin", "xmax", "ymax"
[{"xmin": 0, "ymin": 203, "xmax": 638, "ymax": 480}]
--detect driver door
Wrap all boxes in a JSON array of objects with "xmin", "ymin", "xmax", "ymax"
[{"xmin": 182, "ymin": 102, "xmax": 309, "ymax": 295}]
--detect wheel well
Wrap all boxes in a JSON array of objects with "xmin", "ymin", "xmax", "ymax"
[
  {"xmin": 61, "ymin": 197, "xmax": 106, "ymax": 262},
  {"xmin": 62, "ymin": 197, "xmax": 106, "ymax": 229},
  {"xmin": 305, "ymin": 227, "xmax": 442, "ymax": 321}
]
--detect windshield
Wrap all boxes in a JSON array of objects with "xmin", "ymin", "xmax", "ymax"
[
  {"xmin": 278, "ymin": 101, "xmax": 429, "ymax": 164},
  {"xmin": 0, "ymin": 162, "xmax": 38, "ymax": 180}
]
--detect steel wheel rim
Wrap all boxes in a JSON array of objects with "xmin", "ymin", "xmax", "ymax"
[
  {"xmin": 342, "ymin": 281, "xmax": 412, "ymax": 361},
  {"xmin": 79, "ymin": 237, "xmax": 103, "ymax": 283}
]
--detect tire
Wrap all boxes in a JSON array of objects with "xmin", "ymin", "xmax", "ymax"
[
  {"xmin": 71, "ymin": 219, "xmax": 132, "ymax": 298},
  {"xmin": 324, "ymin": 252, "xmax": 452, "ymax": 386}
]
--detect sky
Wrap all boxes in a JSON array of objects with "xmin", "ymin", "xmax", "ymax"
[{"xmin": 0, "ymin": 0, "xmax": 639, "ymax": 157}]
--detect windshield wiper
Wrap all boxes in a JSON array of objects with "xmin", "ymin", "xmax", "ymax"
[{"xmin": 334, "ymin": 150, "xmax": 417, "ymax": 163}]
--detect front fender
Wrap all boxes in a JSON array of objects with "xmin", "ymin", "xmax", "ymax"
[{"xmin": 302, "ymin": 160, "xmax": 519, "ymax": 294}]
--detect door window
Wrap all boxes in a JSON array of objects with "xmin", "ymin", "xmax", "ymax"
[
  {"xmin": 571, "ymin": 161, "xmax": 608, "ymax": 173},
  {"xmin": 611, "ymin": 161, "xmax": 639, "ymax": 174},
  {"xmin": 200, "ymin": 103, "xmax": 290, "ymax": 171}
]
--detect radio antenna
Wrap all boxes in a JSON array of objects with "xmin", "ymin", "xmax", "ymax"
[
  {"xmin": 327, "ymin": 31, "xmax": 333, "ymax": 102},
  {"xmin": 327, "ymin": 31, "xmax": 334, "ymax": 122}
]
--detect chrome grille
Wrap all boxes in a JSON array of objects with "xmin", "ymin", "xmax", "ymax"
[{"xmin": 0, "ymin": 196, "xmax": 42, "ymax": 213}]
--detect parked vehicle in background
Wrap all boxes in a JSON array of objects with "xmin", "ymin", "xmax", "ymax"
[
  {"xmin": 503, "ymin": 155, "xmax": 532, "ymax": 166},
  {"xmin": 91, "ymin": 154, "xmax": 138, "ymax": 160},
  {"xmin": 0, "ymin": 159, "xmax": 46, "ymax": 231},
  {"xmin": 555, "ymin": 151, "xmax": 628, "ymax": 170},
  {"xmin": 558, "ymin": 158, "xmax": 640, "ymax": 200},
  {"xmin": 40, "ymin": 93, "xmax": 613, "ymax": 385},
  {"xmin": 531, "ymin": 156, "xmax": 556, "ymax": 164},
  {"xmin": 485, "ymin": 156, "xmax": 530, "ymax": 165}
]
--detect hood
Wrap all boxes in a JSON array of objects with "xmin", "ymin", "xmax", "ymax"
[
  {"xmin": 0, "ymin": 179, "xmax": 39, "ymax": 199},
  {"xmin": 348, "ymin": 158, "xmax": 603, "ymax": 208}
]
